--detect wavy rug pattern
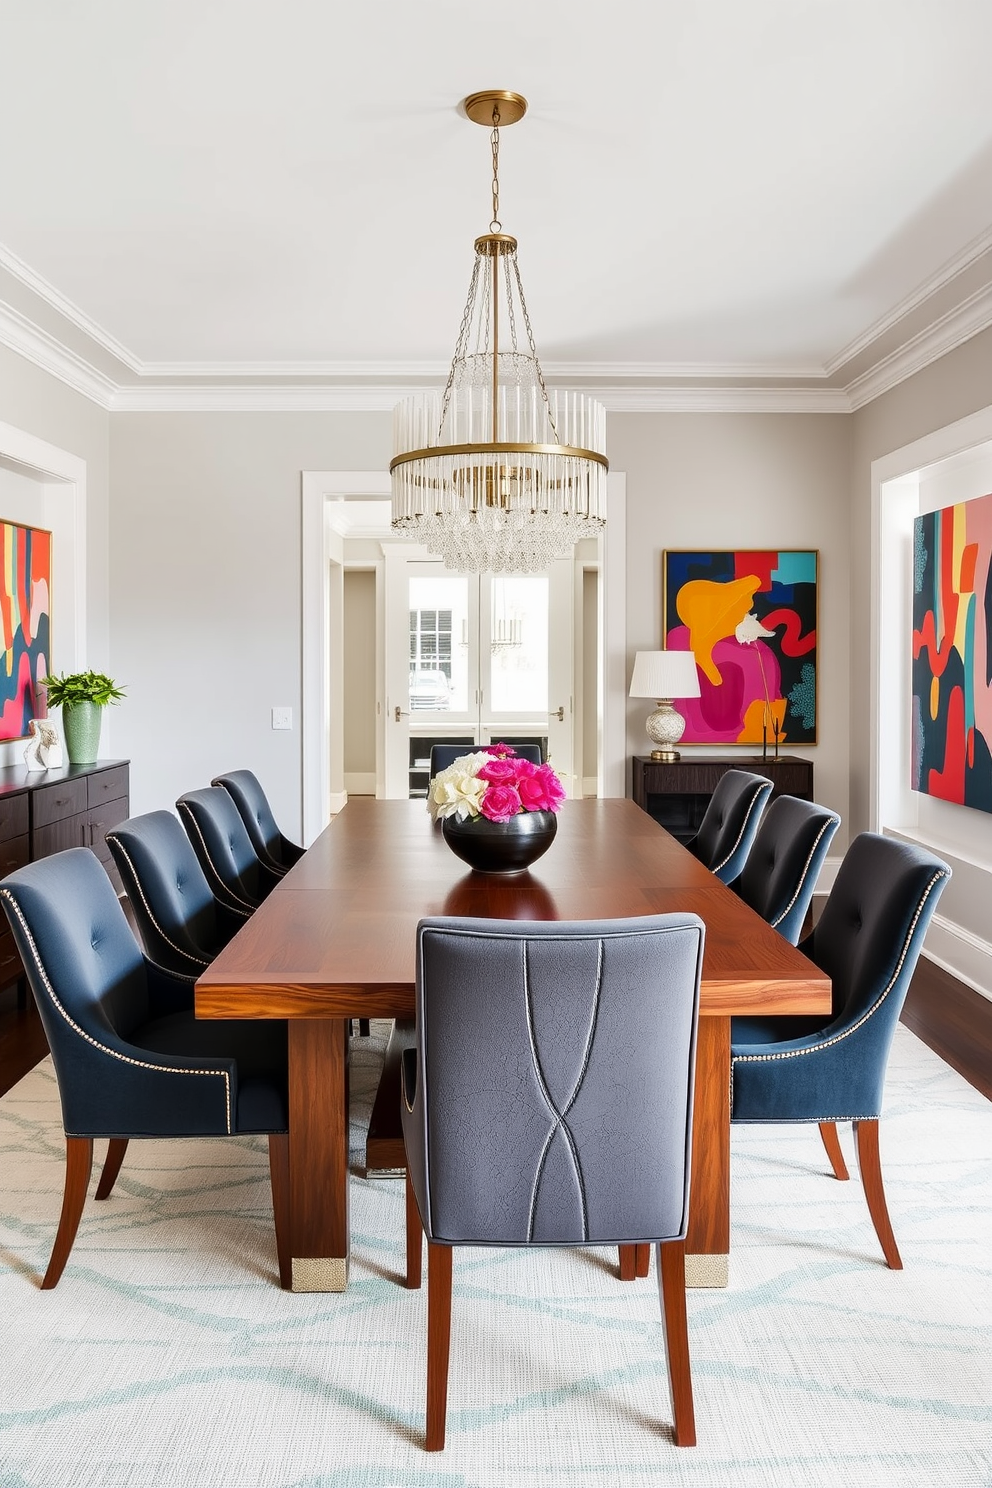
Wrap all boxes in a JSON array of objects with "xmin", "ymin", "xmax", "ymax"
[{"xmin": 0, "ymin": 1023, "xmax": 989, "ymax": 1488}]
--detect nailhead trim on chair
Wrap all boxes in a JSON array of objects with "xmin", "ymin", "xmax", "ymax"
[
  {"xmin": 0, "ymin": 887, "xmax": 233, "ymax": 1133},
  {"xmin": 769, "ymin": 814, "xmax": 840, "ymax": 930},
  {"xmin": 105, "ymin": 834, "xmax": 212, "ymax": 969},
  {"xmin": 711, "ymin": 783, "xmax": 770, "ymax": 877},
  {"xmin": 175, "ymin": 802, "xmax": 257, "ymax": 913},
  {"xmin": 730, "ymin": 867, "xmax": 949, "ymax": 1111}
]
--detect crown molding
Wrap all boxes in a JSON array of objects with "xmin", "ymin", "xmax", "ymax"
[
  {"xmin": 845, "ymin": 281, "xmax": 992, "ymax": 411},
  {"xmin": 0, "ymin": 242, "xmax": 140, "ymax": 372},
  {"xmin": 109, "ymin": 382, "xmax": 852, "ymax": 413},
  {"xmin": 0, "ymin": 300, "xmax": 117, "ymax": 408},
  {"xmin": 826, "ymin": 222, "xmax": 992, "ymax": 375}
]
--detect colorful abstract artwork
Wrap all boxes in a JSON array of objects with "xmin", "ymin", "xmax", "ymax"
[
  {"xmin": 912, "ymin": 493, "xmax": 992, "ymax": 812},
  {"xmin": 0, "ymin": 520, "xmax": 52, "ymax": 742},
  {"xmin": 663, "ymin": 550, "xmax": 818, "ymax": 746}
]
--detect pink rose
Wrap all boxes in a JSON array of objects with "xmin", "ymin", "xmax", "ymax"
[
  {"xmin": 517, "ymin": 764, "xmax": 566, "ymax": 813},
  {"xmin": 479, "ymin": 784, "xmax": 523, "ymax": 822},
  {"xmin": 477, "ymin": 757, "xmax": 521, "ymax": 784},
  {"xmin": 486, "ymin": 742, "xmax": 517, "ymax": 758}
]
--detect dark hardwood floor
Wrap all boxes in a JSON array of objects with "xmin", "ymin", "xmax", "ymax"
[{"xmin": 2, "ymin": 951, "xmax": 990, "ymax": 1103}]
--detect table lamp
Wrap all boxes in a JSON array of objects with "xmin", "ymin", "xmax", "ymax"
[{"xmin": 629, "ymin": 649, "xmax": 701, "ymax": 761}]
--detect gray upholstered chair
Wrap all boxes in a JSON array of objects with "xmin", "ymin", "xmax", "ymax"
[
  {"xmin": 401, "ymin": 913, "xmax": 705, "ymax": 1451},
  {"xmin": 685, "ymin": 769, "xmax": 773, "ymax": 884},
  {"xmin": 106, "ymin": 809, "xmax": 249, "ymax": 977},
  {"xmin": 211, "ymin": 770, "xmax": 304, "ymax": 877},
  {"xmin": 0, "ymin": 848, "xmax": 290, "ymax": 1288},
  {"xmin": 729, "ymin": 794, "xmax": 841, "ymax": 945},
  {"xmin": 731, "ymin": 833, "xmax": 951, "ymax": 1267},
  {"xmin": 176, "ymin": 787, "xmax": 282, "ymax": 915}
]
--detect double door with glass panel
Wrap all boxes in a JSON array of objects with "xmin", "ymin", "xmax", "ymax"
[{"xmin": 384, "ymin": 552, "xmax": 574, "ymax": 799}]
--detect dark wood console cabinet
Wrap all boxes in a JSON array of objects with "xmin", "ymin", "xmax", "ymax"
[
  {"xmin": 631, "ymin": 754, "xmax": 813, "ymax": 845},
  {"xmin": 0, "ymin": 759, "xmax": 130, "ymax": 995}
]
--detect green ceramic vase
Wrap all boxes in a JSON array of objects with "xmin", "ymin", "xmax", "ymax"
[{"xmin": 62, "ymin": 701, "xmax": 102, "ymax": 765}]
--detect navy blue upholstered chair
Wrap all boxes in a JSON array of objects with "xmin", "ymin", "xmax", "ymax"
[
  {"xmin": 428, "ymin": 743, "xmax": 543, "ymax": 781},
  {"xmin": 106, "ymin": 810, "xmax": 249, "ymax": 977},
  {"xmin": 176, "ymin": 787, "xmax": 282, "ymax": 915},
  {"xmin": 685, "ymin": 770, "xmax": 773, "ymax": 884},
  {"xmin": 730, "ymin": 795, "xmax": 841, "ymax": 945},
  {"xmin": 402, "ymin": 913, "xmax": 705, "ymax": 1450},
  {"xmin": 211, "ymin": 770, "xmax": 304, "ymax": 877},
  {"xmin": 731, "ymin": 833, "xmax": 951, "ymax": 1267},
  {"xmin": 0, "ymin": 848, "xmax": 290, "ymax": 1288}
]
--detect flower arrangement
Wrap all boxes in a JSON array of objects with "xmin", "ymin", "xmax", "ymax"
[{"xmin": 428, "ymin": 743, "xmax": 565, "ymax": 823}]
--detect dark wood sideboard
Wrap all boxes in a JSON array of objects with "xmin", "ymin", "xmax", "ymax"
[
  {"xmin": 0, "ymin": 760, "xmax": 130, "ymax": 996},
  {"xmin": 631, "ymin": 754, "xmax": 813, "ymax": 845}
]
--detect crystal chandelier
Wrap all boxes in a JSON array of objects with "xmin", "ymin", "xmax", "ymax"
[{"xmin": 390, "ymin": 91, "xmax": 608, "ymax": 574}]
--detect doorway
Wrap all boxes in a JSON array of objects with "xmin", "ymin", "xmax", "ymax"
[{"xmin": 300, "ymin": 471, "xmax": 627, "ymax": 841}]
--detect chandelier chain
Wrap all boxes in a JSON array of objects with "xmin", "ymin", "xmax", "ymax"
[
  {"xmin": 438, "ymin": 253, "xmax": 482, "ymax": 437},
  {"xmin": 489, "ymin": 106, "xmax": 502, "ymax": 232}
]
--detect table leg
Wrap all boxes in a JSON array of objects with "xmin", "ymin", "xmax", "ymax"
[
  {"xmin": 287, "ymin": 1019, "xmax": 350, "ymax": 1292},
  {"xmin": 685, "ymin": 1015, "xmax": 730, "ymax": 1288}
]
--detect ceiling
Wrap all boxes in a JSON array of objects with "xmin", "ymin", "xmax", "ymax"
[{"xmin": 2, "ymin": 0, "xmax": 992, "ymax": 411}]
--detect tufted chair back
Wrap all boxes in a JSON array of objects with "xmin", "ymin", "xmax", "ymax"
[
  {"xmin": 730, "ymin": 832, "xmax": 951, "ymax": 1269},
  {"xmin": 211, "ymin": 770, "xmax": 304, "ymax": 875},
  {"xmin": 107, "ymin": 810, "xmax": 248, "ymax": 975},
  {"xmin": 176, "ymin": 787, "xmax": 281, "ymax": 913},
  {"xmin": 1, "ymin": 848, "xmax": 151, "ymax": 1093},
  {"xmin": 731, "ymin": 794, "xmax": 840, "ymax": 944},
  {"xmin": 428, "ymin": 743, "xmax": 543, "ymax": 782},
  {"xmin": 686, "ymin": 769, "xmax": 773, "ymax": 883}
]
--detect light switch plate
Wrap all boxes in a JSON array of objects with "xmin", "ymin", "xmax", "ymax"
[{"xmin": 271, "ymin": 706, "xmax": 293, "ymax": 730}]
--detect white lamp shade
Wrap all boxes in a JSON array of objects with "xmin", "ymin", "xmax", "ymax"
[{"xmin": 629, "ymin": 649, "xmax": 701, "ymax": 700}]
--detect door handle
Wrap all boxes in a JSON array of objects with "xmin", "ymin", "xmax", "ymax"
[
  {"xmin": 554, "ymin": 706, "xmax": 565, "ymax": 722},
  {"xmin": 394, "ymin": 705, "xmax": 409, "ymax": 722}
]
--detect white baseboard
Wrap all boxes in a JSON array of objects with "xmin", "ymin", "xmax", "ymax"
[
  {"xmin": 328, "ymin": 789, "xmax": 348, "ymax": 816},
  {"xmin": 344, "ymin": 773, "xmax": 376, "ymax": 795}
]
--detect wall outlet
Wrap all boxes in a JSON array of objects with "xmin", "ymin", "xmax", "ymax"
[{"xmin": 271, "ymin": 706, "xmax": 293, "ymax": 730}]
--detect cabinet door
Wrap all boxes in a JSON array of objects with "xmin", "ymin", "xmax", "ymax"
[{"xmin": 33, "ymin": 811, "xmax": 90, "ymax": 859}]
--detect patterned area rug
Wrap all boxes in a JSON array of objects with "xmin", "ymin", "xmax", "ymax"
[{"xmin": 0, "ymin": 1023, "xmax": 989, "ymax": 1488}]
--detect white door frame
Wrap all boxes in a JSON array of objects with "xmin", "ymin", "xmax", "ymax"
[{"xmin": 301, "ymin": 470, "xmax": 626, "ymax": 843}]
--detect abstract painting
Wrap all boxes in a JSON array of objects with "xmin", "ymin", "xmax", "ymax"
[
  {"xmin": 663, "ymin": 550, "xmax": 817, "ymax": 746},
  {"xmin": 912, "ymin": 492, "xmax": 992, "ymax": 812},
  {"xmin": 0, "ymin": 520, "xmax": 52, "ymax": 742}
]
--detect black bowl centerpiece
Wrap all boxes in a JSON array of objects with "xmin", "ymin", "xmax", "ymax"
[{"xmin": 428, "ymin": 743, "xmax": 564, "ymax": 876}]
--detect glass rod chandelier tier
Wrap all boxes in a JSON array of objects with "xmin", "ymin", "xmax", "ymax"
[{"xmin": 390, "ymin": 91, "xmax": 608, "ymax": 574}]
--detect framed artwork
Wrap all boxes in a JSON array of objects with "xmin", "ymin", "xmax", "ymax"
[
  {"xmin": 912, "ymin": 492, "xmax": 992, "ymax": 812},
  {"xmin": 0, "ymin": 519, "xmax": 52, "ymax": 743},
  {"xmin": 663, "ymin": 549, "xmax": 818, "ymax": 746}
]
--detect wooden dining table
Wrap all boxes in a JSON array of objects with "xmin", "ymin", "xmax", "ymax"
[{"xmin": 195, "ymin": 796, "xmax": 830, "ymax": 1292}]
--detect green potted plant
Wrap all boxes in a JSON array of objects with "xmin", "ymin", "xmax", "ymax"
[{"xmin": 41, "ymin": 671, "xmax": 126, "ymax": 765}]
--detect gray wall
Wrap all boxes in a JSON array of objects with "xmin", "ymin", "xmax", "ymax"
[{"xmin": 611, "ymin": 411, "xmax": 853, "ymax": 836}]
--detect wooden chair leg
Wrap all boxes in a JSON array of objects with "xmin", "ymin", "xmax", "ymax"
[
  {"xmin": 657, "ymin": 1239, "xmax": 696, "ymax": 1447},
  {"xmin": 42, "ymin": 1136, "xmax": 93, "ymax": 1289},
  {"xmin": 854, "ymin": 1118, "xmax": 902, "ymax": 1269},
  {"xmin": 426, "ymin": 1242, "xmax": 453, "ymax": 1452},
  {"xmin": 268, "ymin": 1133, "xmax": 292, "ymax": 1289},
  {"xmin": 618, "ymin": 1244, "xmax": 637, "ymax": 1280},
  {"xmin": 635, "ymin": 1242, "xmax": 651, "ymax": 1277},
  {"xmin": 406, "ymin": 1167, "xmax": 423, "ymax": 1289},
  {"xmin": 94, "ymin": 1138, "xmax": 129, "ymax": 1200},
  {"xmin": 818, "ymin": 1121, "xmax": 849, "ymax": 1180}
]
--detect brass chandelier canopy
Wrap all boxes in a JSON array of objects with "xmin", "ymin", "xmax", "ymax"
[{"xmin": 390, "ymin": 91, "xmax": 609, "ymax": 574}]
